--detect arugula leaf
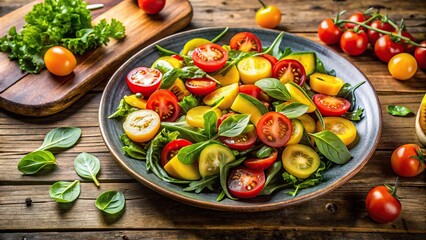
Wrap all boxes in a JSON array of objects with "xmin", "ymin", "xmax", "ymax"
[
  {"xmin": 275, "ymin": 102, "xmax": 309, "ymax": 118},
  {"xmin": 218, "ymin": 114, "xmax": 251, "ymax": 137},
  {"xmin": 260, "ymin": 31, "xmax": 285, "ymax": 56},
  {"xmin": 309, "ymin": 130, "xmax": 352, "ymax": 164},
  {"xmin": 178, "ymin": 95, "xmax": 199, "ymax": 114},
  {"xmin": 387, "ymin": 105, "xmax": 413, "ymax": 117},
  {"xmin": 120, "ymin": 134, "xmax": 146, "ymax": 160},
  {"xmin": 255, "ymin": 78, "xmax": 290, "ymax": 101},
  {"xmin": 161, "ymin": 117, "xmax": 208, "ymax": 142},
  {"xmin": 210, "ymin": 27, "xmax": 229, "ymax": 43},
  {"xmin": 108, "ymin": 98, "xmax": 138, "ymax": 119},
  {"xmin": 183, "ymin": 175, "xmax": 219, "ymax": 193}
]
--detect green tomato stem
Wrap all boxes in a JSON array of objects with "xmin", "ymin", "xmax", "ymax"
[{"xmin": 258, "ymin": 0, "xmax": 267, "ymax": 9}]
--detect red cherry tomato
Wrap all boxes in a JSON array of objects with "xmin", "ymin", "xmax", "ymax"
[
  {"xmin": 230, "ymin": 32, "xmax": 262, "ymax": 52},
  {"xmin": 256, "ymin": 112, "xmax": 292, "ymax": 148},
  {"xmin": 160, "ymin": 139, "xmax": 192, "ymax": 166},
  {"xmin": 261, "ymin": 54, "xmax": 278, "ymax": 67},
  {"xmin": 227, "ymin": 166, "xmax": 266, "ymax": 199},
  {"xmin": 313, "ymin": 94, "xmax": 351, "ymax": 117},
  {"xmin": 192, "ymin": 43, "xmax": 228, "ymax": 72},
  {"xmin": 374, "ymin": 35, "xmax": 405, "ymax": 63},
  {"xmin": 400, "ymin": 30, "xmax": 416, "ymax": 53},
  {"xmin": 219, "ymin": 129, "xmax": 257, "ymax": 151},
  {"xmin": 272, "ymin": 59, "xmax": 306, "ymax": 86},
  {"xmin": 367, "ymin": 20, "xmax": 395, "ymax": 46},
  {"xmin": 318, "ymin": 18, "xmax": 344, "ymax": 45},
  {"xmin": 239, "ymin": 84, "xmax": 262, "ymax": 99},
  {"xmin": 345, "ymin": 12, "xmax": 367, "ymax": 30},
  {"xmin": 146, "ymin": 89, "xmax": 181, "ymax": 122},
  {"xmin": 126, "ymin": 67, "xmax": 162, "ymax": 97},
  {"xmin": 414, "ymin": 40, "xmax": 426, "ymax": 70},
  {"xmin": 244, "ymin": 148, "xmax": 278, "ymax": 170},
  {"xmin": 365, "ymin": 182, "xmax": 401, "ymax": 224},
  {"xmin": 137, "ymin": 0, "xmax": 166, "ymax": 14},
  {"xmin": 340, "ymin": 30, "xmax": 369, "ymax": 56},
  {"xmin": 185, "ymin": 78, "xmax": 216, "ymax": 96},
  {"xmin": 391, "ymin": 144, "xmax": 425, "ymax": 177},
  {"xmin": 171, "ymin": 54, "xmax": 183, "ymax": 61}
]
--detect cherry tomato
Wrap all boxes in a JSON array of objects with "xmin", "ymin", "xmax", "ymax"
[
  {"xmin": 388, "ymin": 53, "xmax": 418, "ymax": 81},
  {"xmin": 374, "ymin": 35, "xmax": 405, "ymax": 63},
  {"xmin": 313, "ymin": 94, "xmax": 351, "ymax": 117},
  {"xmin": 219, "ymin": 129, "xmax": 257, "ymax": 151},
  {"xmin": 123, "ymin": 109, "xmax": 160, "ymax": 143},
  {"xmin": 255, "ymin": 0, "xmax": 281, "ymax": 29},
  {"xmin": 340, "ymin": 30, "xmax": 369, "ymax": 56},
  {"xmin": 146, "ymin": 89, "xmax": 181, "ymax": 122},
  {"xmin": 317, "ymin": 117, "xmax": 357, "ymax": 146},
  {"xmin": 199, "ymin": 143, "xmax": 235, "ymax": 177},
  {"xmin": 244, "ymin": 148, "xmax": 278, "ymax": 170},
  {"xmin": 230, "ymin": 32, "xmax": 262, "ymax": 52},
  {"xmin": 137, "ymin": 0, "xmax": 166, "ymax": 15},
  {"xmin": 318, "ymin": 18, "xmax": 343, "ymax": 45},
  {"xmin": 126, "ymin": 67, "xmax": 162, "ymax": 97},
  {"xmin": 160, "ymin": 139, "xmax": 192, "ymax": 167},
  {"xmin": 345, "ymin": 12, "xmax": 367, "ymax": 30},
  {"xmin": 261, "ymin": 54, "xmax": 278, "ymax": 67},
  {"xmin": 391, "ymin": 144, "xmax": 425, "ymax": 177},
  {"xmin": 237, "ymin": 56, "xmax": 272, "ymax": 84},
  {"xmin": 192, "ymin": 43, "xmax": 228, "ymax": 72},
  {"xmin": 44, "ymin": 46, "xmax": 77, "ymax": 76},
  {"xmin": 272, "ymin": 59, "xmax": 306, "ymax": 86},
  {"xmin": 256, "ymin": 112, "xmax": 292, "ymax": 148},
  {"xmin": 282, "ymin": 144, "xmax": 320, "ymax": 179},
  {"xmin": 400, "ymin": 30, "xmax": 416, "ymax": 53},
  {"xmin": 239, "ymin": 84, "xmax": 262, "ymax": 99},
  {"xmin": 365, "ymin": 181, "xmax": 401, "ymax": 224},
  {"xmin": 309, "ymin": 72, "xmax": 345, "ymax": 96},
  {"xmin": 186, "ymin": 106, "xmax": 222, "ymax": 128},
  {"xmin": 185, "ymin": 78, "xmax": 216, "ymax": 96},
  {"xmin": 367, "ymin": 20, "xmax": 395, "ymax": 46},
  {"xmin": 414, "ymin": 40, "xmax": 426, "ymax": 70},
  {"xmin": 227, "ymin": 166, "xmax": 266, "ymax": 199}
]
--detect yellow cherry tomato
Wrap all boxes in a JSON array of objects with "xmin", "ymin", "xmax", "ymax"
[
  {"xmin": 237, "ymin": 56, "xmax": 272, "ymax": 84},
  {"xmin": 309, "ymin": 72, "xmax": 345, "ymax": 96},
  {"xmin": 203, "ymin": 83, "xmax": 239, "ymax": 109},
  {"xmin": 285, "ymin": 119, "xmax": 304, "ymax": 145},
  {"xmin": 297, "ymin": 114, "xmax": 316, "ymax": 133},
  {"xmin": 255, "ymin": 0, "xmax": 282, "ymax": 29},
  {"xmin": 388, "ymin": 53, "xmax": 418, "ymax": 80},
  {"xmin": 186, "ymin": 106, "xmax": 222, "ymax": 128},
  {"xmin": 180, "ymin": 38, "xmax": 210, "ymax": 55},
  {"xmin": 211, "ymin": 65, "xmax": 240, "ymax": 86},
  {"xmin": 317, "ymin": 117, "xmax": 357, "ymax": 146},
  {"xmin": 164, "ymin": 155, "xmax": 201, "ymax": 180},
  {"xmin": 44, "ymin": 46, "xmax": 77, "ymax": 76},
  {"xmin": 123, "ymin": 109, "xmax": 160, "ymax": 143},
  {"xmin": 124, "ymin": 94, "xmax": 147, "ymax": 109},
  {"xmin": 151, "ymin": 56, "xmax": 183, "ymax": 70},
  {"xmin": 282, "ymin": 144, "xmax": 320, "ymax": 179}
]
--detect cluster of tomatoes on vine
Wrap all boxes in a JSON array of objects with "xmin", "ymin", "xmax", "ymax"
[{"xmin": 318, "ymin": 10, "xmax": 426, "ymax": 80}]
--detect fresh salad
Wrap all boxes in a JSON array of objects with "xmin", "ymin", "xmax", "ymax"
[{"xmin": 109, "ymin": 28, "xmax": 365, "ymax": 200}]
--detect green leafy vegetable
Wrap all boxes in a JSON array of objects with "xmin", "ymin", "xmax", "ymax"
[
  {"xmin": 218, "ymin": 157, "xmax": 246, "ymax": 201},
  {"xmin": 155, "ymin": 44, "xmax": 179, "ymax": 56},
  {"xmin": 255, "ymin": 78, "xmax": 290, "ymax": 101},
  {"xmin": 108, "ymin": 98, "xmax": 138, "ymax": 119},
  {"xmin": 260, "ymin": 162, "xmax": 290, "ymax": 195},
  {"xmin": 18, "ymin": 150, "xmax": 56, "ymax": 175},
  {"xmin": 183, "ymin": 175, "xmax": 219, "ymax": 193},
  {"xmin": 177, "ymin": 140, "xmax": 217, "ymax": 165},
  {"xmin": 342, "ymin": 108, "xmax": 364, "ymax": 121},
  {"xmin": 178, "ymin": 95, "xmax": 199, "ymax": 115},
  {"xmin": 36, "ymin": 127, "xmax": 82, "ymax": 152},
  {"xmin": 95, "ymin": 191, "xmax": 125, "ymax": 214},
  {"xmin": 285, "ymin": 161, "xmax": 326, "ymax": 196},
  {"xmin": 237, "ymin": 93, "xmax": 269, "ymax": 115},
  {"xmin": 309, "ymin": 131, "xmax": 352, "ymax": 164},
  {"xmin": 49, "ymin": 180, "xmax": 81, "ymax": 203},
  {"xmin": 260, "ymin": 31, "xmax": 285, "ymax": 56},
  {"xmin": 74, "ymin": 152, "xmax": 101, "ymax": 186},
  {"xmin": 210, "ymin": 27, "xmax": 229, "ymax": 43},
  {"xmin": 387, "ymin": 105, "xmax": 413, "ymax": 117},
  {"xmin": 276, "ymin": 102, "xmax": 309, "ymax": 118},
  {"xmin": 337, "ymin": 81, "xmax": 365, "ymax": 111},
  {"xmin": 120, "ymin": 134, "xmax": 147, "ymax": 160},
  {"xmin": 203, "ymin": 111, "xmax": 218, "ymax": 139},
  {"xmin": 255, "ymin": 145, "xmax": 273, "ymax": 158},
  {"xmin": 218, "ymin": 114, "xmax": 251, "ymax": 137},
  {"xmin": 161, "ymin": 117, "xmax": 208, "ymax": 142}
]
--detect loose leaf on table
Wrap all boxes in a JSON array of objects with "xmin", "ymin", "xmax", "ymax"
[
  {"xmin": 255, "ymin": 78, "xmax": 290, "ymax": 101},
  {"xmin": 49, "ymin": 180, "xmax": 80, "ymax": 203},
  {"xmin": 309, "ymin": 130, "xmax": 351, "ymax": 164},
  {"xmin": 218, "ymin": 114, "xmax": 251, "ymax": 137},
  {"xmin": 18, "ymin": 150, "xmax": 56, "ymax": 175},
  {"xmin": 74, "ymin": 152, "xmax": 101, "ymax": 186},
  {"xmin": 183, "ymin": 175, "xmax": 219, "ymax": 193},
  {"xmin": 95, "ymin": 191, "xmax": 125, "ymax": 214},
  {"xmin": 387, "ymin": 105, "xmax": 413, "ymax": 117},
  {"xmin": 36, "ymin": 127, "xmax": 82, "ymax": 152},
  {"xmin": 275, "ymin": 102, "xmax": 309, "ymax": 118}
]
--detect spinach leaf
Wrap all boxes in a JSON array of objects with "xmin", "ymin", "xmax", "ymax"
[
  {"xmin": 177, "ymin": 140, "xmax": 216, "ymax": 165},
  {"xmin": 36, "ymin": 127, "xmax": 81, "ymax": 152},
  {"xmin": 218, "ymin": 114, "xmax": 251, "ymax": 137},
  {"xmin": 275, "ymin": 102, "xmax": 309, "ymax": 118},
  {"xmin": 203, "ymin": 111, "xmax": 218, "ymax": 139},
  {"xmin": 95, "ymin": 191, "xmax": 125, "ymax": 214},
  {"xmin": 183, "ymin": 175, "xmax": 219, "ymax": 193},
  {"xmin": 255, "ymin": 145, "xmax": 273, "ymax": 158},
  {"xmin": 178, "ymin": 95, "xmax": 199, "ymax": 114},
  {"xmin": 387, "ymin": 105, "xmax": 413, "ymax": 117},
  {"xmin": 18, "ymin": 150, "xmax": 56, "ymax": 175},
  {"xmin": 342, "ymin": 108, "xmax": 364, "ymax": 121},
  {"xmin": 49, "ymin": 180, "xmax": 80, "ymax": 203},
  {"xmin": 161, "ymin": 117, "xmax": 208, "ymax": 142},
  {"xmin": 260, "ymin": 162, "xmax": 291, "ymax": 195},
  {"xmin": 218, "ymin": 157, "xmax": 246, "ymax": 201},
  {"xmin": 255, "ymin": 78, "xmax": 290, "ymax": 101},
  {"xmin": 108, "ymin": 98, "xmax": 137, "ymax": 119},
  {"xmin": 120, "ymin": 134, "xmax": 146, "ymax": 160},
  {"xmin": 74, "ymin": 152, "xmax": 101, "ymax": 186},
  {"xmin": 309, "ymin": 130, "xmax": 351, "ymax": 164},
  {"xmin": 337, "ymin": 81, "xmax": 365, "ymax": 111}
]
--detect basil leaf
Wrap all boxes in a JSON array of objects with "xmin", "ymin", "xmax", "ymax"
[
  {"xmin": 309, "ymin": 130, "xmax": 351, "ymax": 164},
  {"xmin": 108, "ymin": 98, "xmax": 137, "ymax": 119},
  {"xmin": 218, "ymin": 157, "xmax": 246, "ymax": 201},
  {"xmin": 179, "ymin": 66, "xmax": 206, "ymax": 80},
  {"xmin": 342, "ymin": 108, "xmax": 364, "ymax": 121},
  {"xmin": 255, "ymin": 78, "xmax": 290, "ymax": 101},
  {"xmin": 120, "ymin": 134, "xmax": 146, "ymax": 160},
  {"xmin": 276, "ymin": 102, "xmax": 309, "ymax": 118},
  {"xmin": 160, "ymin": 68, "xmax": 180, "ymax": 89},
  {"xmin": 387, "ymin": 105, "xmax": 413, "ymax": 117},
  {"xmin": 183, "ymin": 175, "xmax": 219, "ymax": 193},
  {"xmin": 161, "ymin": 117, "xmax": 208, "ymax": 142},
  {"xmin": 178, "ymin": 95, "xmax": 199, "ymax": 114},
  {"xmin": 256, "ymin": 145, "xmax": 273, "ymax": 158},
  {"xmin": 218, "ymin": 114, "xmax": 250, "ymax": 137},
  {"xmin": 315, "ymin": 55, "xmax": 327, "ymax": 74},
  {"xmin": 36, "ymin": 127, "xmax": 82, "ymax": 152},
  {"xmin": 203, "ymin": 111, "xmax": 218, "ymax": 138},
  {"xmin": 18, "ymin": 150, "xmax": 56, "ymax": 175},
  {"xmin": 74, "ymin": 152, "xmax": 101, "ymax": 186},
  {"xmin": 177, "ymin": 140, "xmax": 216, "ymax": 165},
  {"xmin": 95, "ymin": 191, "xmax": 125, "ymax": 214},
  {"xmin": 49, "ymin": 180, "xmax": 80, "ymax": 203},
  {"xmin": 337, "ymin": 81, "xmax": 365, "ymax": 111}
]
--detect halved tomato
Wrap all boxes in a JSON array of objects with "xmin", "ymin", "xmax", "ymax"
[
  {"xmin": 185, "ymin": 78, "xmax": 217, "ymax": 96},
  {"xmin": 237, "ymin": 56, "xmax": 272, "ymax": 84},
  {"xmin": 230, "ymin": 32, "xmax": 262, "ymax": 52},
  {"xmin": 244, "ymin": 148, "xmax": 278, "ymax": 170},
  {"xmin": 282, "ymin": 144, "xmax": 320, "ymax": 179},
  {"xmin": 313, "ymin": 94, "xmax": 350, "ymax": 117},
  {"xmin": 186, "ymin": 106, "xmax": 222, "ymax": 128},
  {"xmin": 123, "ymin": 109, "xmax": 161, "ymax": 143},
  {"xmin": 256, "ymin": 112, "xmax": 292, "ymax": 148},
  {"xmin": 192, "ymin": 43, "xmax": 228, "ymax": 72},
  {"xmin": 227, "ymin": 166, "xmax": 266, "ymax": 199},
  {"xmin": 199, "ymin": 143, "xmax": 235, "ymax": 177},
  {"xmin": 219, "ymin": 129, "xmax": 257, "ymax": 151},
  {"xmin": 273, "ymin": 59, "xmax": 306, "ymax": 86},
  {"xmin": 160, "ymin": 139, "xmax": 192, "ymax": 166},
  {"xmin": 239, "ymin": 84, "xmax": 262, "ymax": 99},
  {"xmin": 146, "ymin": 89, "xmax": 181, "ymax": 122},
  {"xmin": 317, "ymin": 117, "xmax": 357, "ymax": 146},
  {"xmin": 126, "ymin": 67, "xmax": 162, "ymax": 97}
]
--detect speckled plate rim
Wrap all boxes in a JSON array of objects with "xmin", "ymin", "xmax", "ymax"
[{"xmin": 99, "ymin": 27, "xmax": 382, "ymax": 212}]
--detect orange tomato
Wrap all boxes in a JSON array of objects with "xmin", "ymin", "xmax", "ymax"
[{"xmin": 44, "ymin": 46, "xmax": 77, "ymax": 76}]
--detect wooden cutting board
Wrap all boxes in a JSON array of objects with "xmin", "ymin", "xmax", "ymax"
[{"xmin": 0, "ymin": 0, "xmax": 193, "ymax": 116}]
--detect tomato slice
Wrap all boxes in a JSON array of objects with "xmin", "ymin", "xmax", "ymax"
[
  {"xmin": 273, "ymin": 59, "xmax": 306, "ymax": 86},
  {"xmin": 160, "ymin": 139, "xmax": 192, "ymax": 167},
  {"xmin": 230, "ymin": 32, "xmax": 262, "ymax": 52},
  {"xmin": 199, "ymin": 143, "xmax": 235, "ymax": 177},
  {"xmin": 186, "ymin": 106, "xmax": 222, "ymax": 128},
  {"xmin": 126, "ymin": 67, "xmax": 162, "ymax": 97},
  {"xmin": 238, "ymin": 84, "xmax": 262, "ymax": 99},
  {"xmin": 317, "ymin": 117, "xmax": 357, "ymax": 146},
  {"xmin": 219, "ymin": 129, "xmax": 257, "ymax": 151},
  {"xmin": 237, "ymin": 56, "xmax": 272, "ymax": 84},
  {"xmin": 146, "ymin": 89, "xmax": 181, "ymax": 122},
  {"xmin": 256, "ymin": 112, "xmax": 292, "ymax": 148},
  {"xmin": 124, "ymin": 94, "xmax": 147, "ymax": 109},
  {"xmin": 244, "ymin": 148, "xmax": 278, "ymax": 170},
  {"xmin": 185, "ymin": 78, "xmax": 217, "ymax": 96},
  {"xmin": 281, "ymin": 144, "xmax": 320, "ymax": 179},
  {"xmin": 123, "ymin": 109, "xmax": 161, "ymax": 143},
  {"xmin": 227, "ymin": 166, "xmax": 266, "ymax": 199},
  {"xmin": 313, "ymin": 94, "xmax": 350, "ymax": 117},
  {"xmin": 261, "ymin": 53, "xmax": 278, "ymax": 67},
  {"xmin": 192, "ymin": 43, "xmax": 228, "ymax": 72}
]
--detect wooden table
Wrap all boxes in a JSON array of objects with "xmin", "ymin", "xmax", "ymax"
[{"xmin": 1, "ymin": 0, "xmax": 425, "ymax": 239}]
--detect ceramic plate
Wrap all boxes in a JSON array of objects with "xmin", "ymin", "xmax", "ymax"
[{"xmin": 99, "ymin": 27, "xmax": 382, "ymax": 212}]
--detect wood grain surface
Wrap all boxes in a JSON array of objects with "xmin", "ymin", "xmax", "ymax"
[{"xmin": 1, "ymin": 0, "xmax": 425, "ymax": 239}]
